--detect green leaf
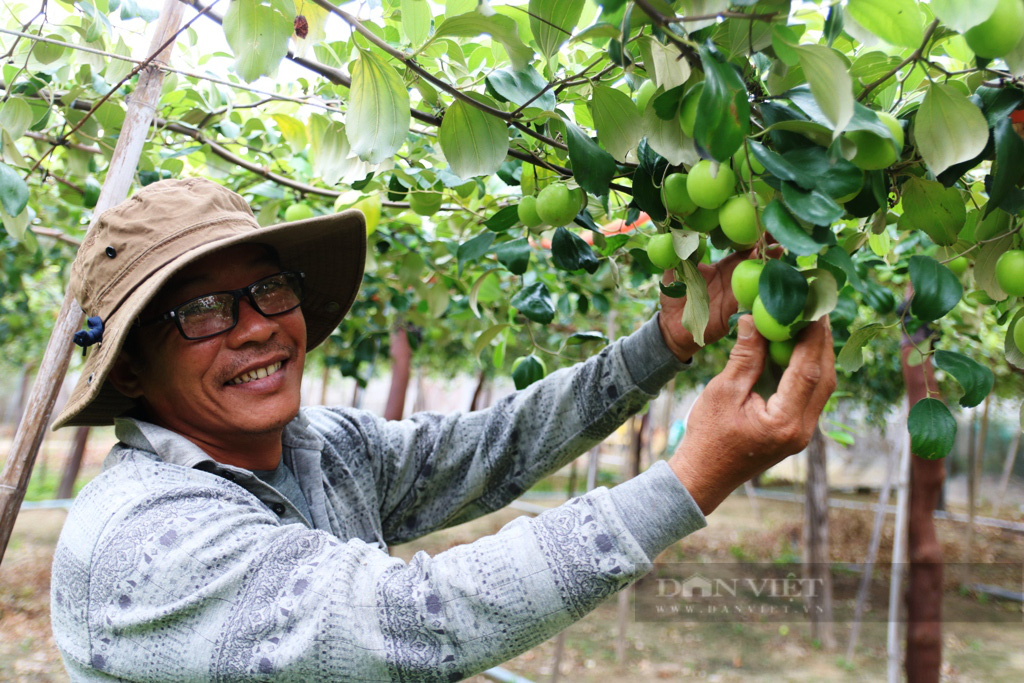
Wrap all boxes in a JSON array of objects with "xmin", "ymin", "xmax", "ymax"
[
  {"xmin": 638, "ymin": 35, "xmax": 691, "ymax": 91},
  {"xmin": 915, "ymin": 83, "xmax": 989, "ymax": 177},
  {"xmin": 494, "ymin": 237, "xmax": 531, "ymax": 275},
  {"xmin": 485, "ymin": 205, "xmax": 521, "ymax": 232},
  {"xmin": 0, "ymin": 203, "xmax": 29, "ymax": 241},
  {"xmin": 762, "ymin": 200, "xmax": 827, "ymax": 256},
  {"xmin": 473, "ymin": 322, "xmax": 510, "ymax": 360},
  {"xmin": 819, "ymin": 246, "xmax": 864, "ymax": 292},
  {"xmin": 975, "ymin": 232, "xmax": 1014, "ymax": 301},
  {"xmin": 836, "ymin": 323, "xmax": 885, "ymax": 373},
  {"xmin": 431, "ymin": 11, "xmax": 533, "ymax": 70},
  {"xmin": 909, "ymin": 255, "xmax": 963, "ymax": 322},
  {"xmin": 989, "ymin": 116, "xmax": 1024, "ymax": 215},
  {"xmin": 679, "ymin": 260, "xmax": 710, "ymax": 347},
  {"xmin": 401, "ymin": 0, "xmax": 432, "ymax": 46},
  {"xmin": 551, "ymin": 226, "xmax": 599, "ymax": 273},
  {"xmin": 566, "ymin": 331, "xmax": 607, "ymax": 345},
  {"xmin": 749, "ymin": 140, "xmax": 804, "ymax": 185},
  {"xmin": 308, "ymin": 114, "xmax": 355, "ymax": 186},
  {"xmin": 908, "ymin": 398, "xmax": 956, "ymax": 459},
  {"xmin": 439, "ymin": 94, "xmax": 508, "ymax": 179},
  {"xmin": 695, "ymin": 45, "xmax": 751, "ymax": 162},
  {"xmin": 529, "ymin": 0, "xmax": 585, "ymax": 62},
  {"xmin": 780, "ymin": 182, "xmax": 844, "ymax": 226},
  {"xmin": 896, "ymin": 177, "xmax": 966, "ymax": 247},
  {"xmin": 347, "ymin": 49, "xmax": 411, "ymax": 165},
  {"xmin": 512, "ymin": 281, "xmax": 556, "ymax": 324},
  {"xmin": 512, "ymin": 354, "xmax": 546, "ymax": 389},
  {"xmin": 0, "ymin": 97, "xmax": 33, "ymax": 140},
  {"xmin": 781, "ymin": 140, "xmax": 864, "ymax": 199},
  {"xmin": 934, "ymin": 350, "xmax": 994, "ymax": 408},
  {"xmin": 792, "ymin": 44, "xmax": 853, "ymax": 135},
  {"xmin": 591, "ymin": 85, "xmax": 644, "ymax": 163},
  {"xmin": 563, "ymin": 120, "xmax": 616, "ymax": 197},
  {"xmin": 0, "ymin": 162, "xmax": 29, "ymax": 216},
  {"xmin": 671, "ymin": 229, "xmax": 701, "ymax": 260},
  {"xmin": 272, "ymin": 114, "xmax": 308, "ymax": 154},
  {"xmin": 802, "ymin": 269, "xmax": 839, "ymax": 322},
  {"xmin": 847, "ymin": 0, "xmax": 923, "ymax": 48},
  {"xmin": 457, "ymin": 231, "xmax": 495, "ymax": 276},
  {"xmin": 642, "ymin": 103, "xmax": 696, "ymax": 166},
  {"xmin": 486, "ymin": 66, "xmax": 554, "ymax": 110},
  {"xmin": 469, "ymin": 268, "xmax": 501, "ymax": 318},
  {"xmin": 759, "ymin": 259, "xmax": 809, "ymax": 325},
  {"xmin": 104, "ymin": 35, "xmax": 133, "ymax": 85},
  {"xmin": 222, "ymin": 0, "xmax": 292, "ymax": 82},
  {"xmin": 930, "ymin": 0, "xmax": 997, "ymax": 32}
]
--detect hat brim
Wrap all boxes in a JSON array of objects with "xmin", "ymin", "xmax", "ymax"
[{"xmin": 53, "ymin": 209, "xmax": 366, "ymax": 429}]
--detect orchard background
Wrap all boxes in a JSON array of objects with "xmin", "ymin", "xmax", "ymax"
[{"xmin": 1, "ymin": 0, "xmax": 1023, "ymax": 681}]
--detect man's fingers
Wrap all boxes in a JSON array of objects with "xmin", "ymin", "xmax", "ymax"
[
  {"xmin": 714, "ymin": 315, "xmax": 767, "ymax": 393},
  {"xmin": 767, "ymin": 320, "xmax": 828, "ymax": 422},
  {"xmin": 805, "ymin": 317, "xmax": 837, "ymax": 417}
]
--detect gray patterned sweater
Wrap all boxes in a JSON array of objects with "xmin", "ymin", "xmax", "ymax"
[{"xmin": 50, "ymin": 317, "xmax": 707, "ymax": 681}]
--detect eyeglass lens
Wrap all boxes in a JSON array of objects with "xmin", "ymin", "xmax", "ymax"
[{"xmin": 176, "ymin": 273, "xmax": 303, "ymax": 339}]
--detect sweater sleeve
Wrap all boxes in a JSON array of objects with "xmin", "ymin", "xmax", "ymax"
[
  {"xmin": 351, "ymin": 316, "xmax": 688, "ymax": 544},
  {"xmin": 51, "ymin": 453, "xmax": 705, "ymax": 682}
]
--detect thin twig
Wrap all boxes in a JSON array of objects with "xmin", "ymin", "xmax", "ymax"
[{"xmin": 858, "ymin": 19, "xmax": 940, "ymax": 102}]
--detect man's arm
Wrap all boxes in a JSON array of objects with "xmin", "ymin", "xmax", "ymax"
[{"xmin": 327, "ymin": 316, "xmax": 687, "ymax": 545}]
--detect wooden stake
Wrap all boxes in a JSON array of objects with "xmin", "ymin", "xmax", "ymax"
[
  {"xmin": 993, "ymin": 429, "xmax": 1021, "ymax": 517},
  {"xmin": 0, "ymin": 0, "xmax": 186, "ymax": 564}
]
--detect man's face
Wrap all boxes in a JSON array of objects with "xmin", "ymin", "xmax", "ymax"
[{"xmin": 118, "ymin": 244, "xmax": 307, "ymax": 452}]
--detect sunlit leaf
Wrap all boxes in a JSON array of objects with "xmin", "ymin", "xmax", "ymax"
[
  {"xmin": 915, "ymin": 83, "xmax": 989, "ymax": 177},
  {"xmin": 847, "ymin": 0, "xmax": 923, "ymax": 48},
  {"xmin": 591, "ymin": 85, "xmax": 644, "ymax": 163},
  {"xmin": 439, "ymin": 94, "xmax": 509, "ymax": 179},
  {"xmin": 223, "ymin": 0, "xmax": 292, "ymax": 82},
  {"xmin": 347, "ymin": 49, "xmax": 411, "ymax": 164}
]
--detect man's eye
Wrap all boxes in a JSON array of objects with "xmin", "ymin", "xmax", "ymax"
[{"xmin": 181, "ymin": 295, "xmax": 228, "ymax": 318}]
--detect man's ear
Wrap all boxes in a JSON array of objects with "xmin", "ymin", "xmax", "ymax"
[{"xmin": 107, "ymin": 351, "xmax": 145, "ymax": 398}]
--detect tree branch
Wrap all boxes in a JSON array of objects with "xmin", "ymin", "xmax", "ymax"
[{"xmin": 858, "ymin": 19, "xmax": 940, "ymax": 102}]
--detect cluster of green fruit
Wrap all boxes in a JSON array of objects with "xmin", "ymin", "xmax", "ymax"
[
  {"xmin": 660, "ymin": 154, "xmax": 767, "ymax": 248},
  {"xmin": 997, "ymin": 249, "xmax": 1024, "ymax": 353},
  {"xmin": 731, "ymin": 260, "xmax": 804, "ymax": 367},
  {"xmin": 518, "ymin": 182, "xmax": 586, "ymax": 231}
]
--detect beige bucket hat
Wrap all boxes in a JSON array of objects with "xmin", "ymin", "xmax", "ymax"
[{"xmin": 53, "ymin": 178, "xmax": 366, "ymax": 428}]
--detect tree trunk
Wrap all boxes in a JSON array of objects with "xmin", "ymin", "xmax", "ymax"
[
  {"xmin": 469, "ymin": 369, "xmax": 488, "ymax": 411},
  {"xmin": 900, "ymin": 338, "xmax": 944, "ymax": 683},
  {"xmin": 56, "ymin": 427, "xmax": 90, "ymax": 500},
  {"xmin": 803, "ymin": 428, "xmax": 835, "ymax": 649},
  {"xmin": 0, "ymin": 0, "xmax": 186, "ymax": 563},
  {"xmin": 383, "ymin": 326, "xmax": 412, "ymax": 421}
]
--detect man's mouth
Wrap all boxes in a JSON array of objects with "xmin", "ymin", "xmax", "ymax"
[{"xmin": 228, "ymin": 361, "xmax": 284, "ymax": 386}]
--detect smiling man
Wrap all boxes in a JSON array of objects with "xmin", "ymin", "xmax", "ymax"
[{"xmin": 50, "ymin": 178, "xmax": 835, "ymax": 681}]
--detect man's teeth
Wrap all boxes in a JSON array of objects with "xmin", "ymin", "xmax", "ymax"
[{"xmin": 229, "ymin": 361, "xmax": 283, "ymax": 385}]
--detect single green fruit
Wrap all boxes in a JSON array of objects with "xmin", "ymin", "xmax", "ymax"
[
  {"xmin": 518, "ymin": 195, "xmax": 544, "ymax": 228},
  {"xmin": 995, "ymin": 249, "xmax": 1024, "ymax": 297},
  {"xmin": 679, "ymin": 83, "xmax": 703, "ymax": 137},
  {"xmin": 732, "ymin": 148, "xmax": 765, "ymax": 182},
  {"xmin": 847, "ymin": 112, "xmax": 904, "ymax": 171},
  {"xmin": 1014, "ymin": 318, "xmax": 1024, "ymax": 355},
  {"xmin": 731, "ymin": 260, "xmax": 765, "ymax": 310},
  {"xmin": 646, "ymin": 232, "xmax": 681, "ymax": 270},
  {"xmin": 753, "ymin": 296, "xmax": 798, "ymax": 342},
  {"xmin": 409, "ymin": 191, "xmax": 443, "ymax": 216},
  {"xmin": 284, "ymin": 203, "xmax": 315, "ymax": 222},
  {"xmin": 661, "ymin": 173, "xmax": 698, "ymax": 216},
  {"xmin": 536, "ymin": 183, "xmax": 582, "ymax": 226},
  {"xmin": 635, "ymin": 80, "xmax": 657, "ymax": 113},
  {"xmin": 948, "ymin": 256, "xmax": 968, "ymax": 277},
  {"xmin": 964, "ymin": 0, "xmax": 1024, "ymax": 59},
  {"xmin": 768, "ymin": 339, "xmax": 796, "ymax": 367},
  {"xmin": 718, "ymin": 195, "xmax": 761, "ymax": 247},
  {"xmin": 351, "ymin": 195, "xmax": 382, "ymax": 236},
  {"xmin": 687, "ymin": 160, "xmax": 737, "ymax": 210},
  {"xmin": 686, "ymin": 207, "xmax": 721, "ymax": 233}
]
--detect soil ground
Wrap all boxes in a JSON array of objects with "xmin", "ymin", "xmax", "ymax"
[{"xmin": 2, "ymin": 490, "xmax": 1021, "ymax": 682}]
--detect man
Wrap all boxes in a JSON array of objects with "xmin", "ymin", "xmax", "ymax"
[{"xmin": 50, "ymin": 178, "xmax": 835, "ymax": 681}]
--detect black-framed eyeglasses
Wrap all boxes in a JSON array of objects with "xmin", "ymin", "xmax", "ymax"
[{"xmin": 138, "ymin": 271, "xmax": 305, "ymax": 341}]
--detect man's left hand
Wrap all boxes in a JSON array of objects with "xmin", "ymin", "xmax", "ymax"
[{"xmin": 657, "ymin": 249, "xmax": 753, "ymax": 362}]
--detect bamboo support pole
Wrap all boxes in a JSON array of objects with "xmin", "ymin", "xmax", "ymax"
[
  {"xmin": 0, "ymin": 0, "xmax": 186, "ymax": 564},
  {"xmin": 887, "ymin": 435, "xmax": 912, "ymax": 683}
]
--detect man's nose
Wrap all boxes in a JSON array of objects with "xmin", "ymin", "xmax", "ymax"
[{"xmin": 227, "ymin": 297, "xmax": 276, "ymax": 346}]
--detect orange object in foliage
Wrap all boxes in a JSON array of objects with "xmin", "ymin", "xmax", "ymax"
[
  {"xmin": 1012, "ymin": 109, "xmax": 1024, "ymax": 141},
  {"xmin": 535, "ymin": 212, "xmax": 651, "ymax": 249}
]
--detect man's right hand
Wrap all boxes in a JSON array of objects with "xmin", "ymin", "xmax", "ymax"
[{"xmin": 668, "ymin": 314, "xmax": 836, "ymax": 515}]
